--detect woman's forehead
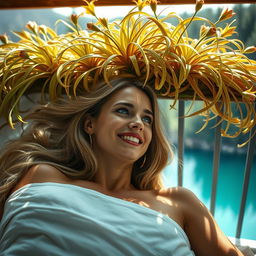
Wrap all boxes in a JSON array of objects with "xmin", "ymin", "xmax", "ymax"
[{"xmin": 107, "ymin": 86, "xmax": 152, "ymax": 109}]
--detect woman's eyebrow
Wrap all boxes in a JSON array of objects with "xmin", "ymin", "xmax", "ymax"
[{"xmin": 114, "ymin": 102, "xmax": 153, "ymax": 116}]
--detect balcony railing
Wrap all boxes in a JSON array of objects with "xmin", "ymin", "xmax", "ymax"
[{"xmin": 176, "ymin": 100, "xmax": 256, "ymax": 252}]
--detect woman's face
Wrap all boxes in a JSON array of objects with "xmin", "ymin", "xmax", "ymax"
[{"xmin": 88, "ymin": 86, "xmax": 153, "ymax": 164}]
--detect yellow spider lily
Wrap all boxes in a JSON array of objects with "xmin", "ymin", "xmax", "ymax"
[
  {"xmin": 217, "ymin": 8, "xmax": 236, "ymax": 24},
  {"xmin": 83, "ymin": 0, "xmax": 98, "ymax": 17},
  {"xmin": 133, "ymin": 0, "xmax": 148, "ymax": 11},
  {"xmin": 0, "ymin": 0, "xmax": 255, "ymax": 146}
]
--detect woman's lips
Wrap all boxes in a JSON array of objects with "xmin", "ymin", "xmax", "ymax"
[{"xmin": 118, "ymin": 133, "xmax": 143, "ymax": 145}]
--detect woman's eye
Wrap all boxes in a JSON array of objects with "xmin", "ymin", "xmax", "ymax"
[
  {"xmin": 142, "ymin": 116, "xmax": 152, "ymax": 124},
  {"xmin": 116, "ymin": 108, "xmax": 129, "ymax": 115}
]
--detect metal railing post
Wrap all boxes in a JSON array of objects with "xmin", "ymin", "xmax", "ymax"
[
  {"xmin": 210, "ymin": 116, "xmax": 222, "ymax": 216},
  {"xmin": 178, "ymin": 100, "xmax": 185, "ymax": 187},
  {"xmin": 236, "ymin": 104, "xmax": 256, "ymax": 238}
]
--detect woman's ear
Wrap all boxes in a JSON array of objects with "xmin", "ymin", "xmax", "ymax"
[{"xmin": 83, "ymin": 115, "xmax": 94, "ymax": 134}]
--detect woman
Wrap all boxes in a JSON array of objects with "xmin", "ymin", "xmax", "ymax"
[{"xmin": 0, "ymin": 77, "xmax": 243, "ymax": 255}]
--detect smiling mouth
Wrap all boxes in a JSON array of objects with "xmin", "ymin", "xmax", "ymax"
[{"xmin": 118, "ymin": 135, "xmax": 142, "ymax": 145}]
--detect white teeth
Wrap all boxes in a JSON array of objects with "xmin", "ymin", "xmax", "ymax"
[{"xmin": 121, "ymin": 135, "xmax": 140, "ymax": 144}]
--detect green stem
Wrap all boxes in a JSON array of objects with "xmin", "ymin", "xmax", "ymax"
[{"xmin": 176, "ymin": 12, "xmax": 197, "ymax": 47}]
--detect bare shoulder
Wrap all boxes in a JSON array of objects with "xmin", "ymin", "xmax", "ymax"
[
  {"xmin": 13, "ymin": 164, "xmax": 71, "ymax": 192},
  {"xmin": 157, "ymin": 186, "xmax": 204, "ymax": 217},
  {"xmin": 158, "ymin": 187, "xmax": 243, "ymax": 256},
  {"xmin": 162, "ymin": 186, "xmax": 211, "ymax": 225},
  {"xmin": 158, "ymin": 186, "xmax": 200, "ymax": 206}
]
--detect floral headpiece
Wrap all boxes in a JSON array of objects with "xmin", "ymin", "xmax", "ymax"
[{"xmin": 0, "ymin": 0, "xmax": 255, "ymax": 146}]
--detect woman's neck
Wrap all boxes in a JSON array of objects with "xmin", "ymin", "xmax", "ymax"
[{"xmin": 93, "ymin": 160, "xmax": 134, "ymax": 192}]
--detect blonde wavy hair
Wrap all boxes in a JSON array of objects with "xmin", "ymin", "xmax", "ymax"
[{"xmin": 0, "ymin": 77, "xmax": 172, "ymax": 210}]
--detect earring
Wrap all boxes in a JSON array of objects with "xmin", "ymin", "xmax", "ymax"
[
  {"xmin": 140, "ymin": 155, "xmax": 146, "ymax": 168},
  {"xmin": 89, "ymin": 134, "xmax": 93, "ymax": 146}
]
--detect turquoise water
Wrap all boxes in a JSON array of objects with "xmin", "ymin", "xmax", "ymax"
[{"xmin": 163, "ymin": 150, "xmax": 256, "ymax": 240}]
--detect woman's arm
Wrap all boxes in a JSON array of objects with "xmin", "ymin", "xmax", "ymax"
[{"xmin": 176, "ymin": 187, "xmax": 244, "ymax": 256}]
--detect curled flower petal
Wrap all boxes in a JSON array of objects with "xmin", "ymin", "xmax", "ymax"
[
  {"xmin": 13, "ymin": 30, "xmax": 32, "ymax": 40},
  {"xmin": 199, "ymin": 25, "xmax": 208, "ymax": 37},
  {"xmin": 220, "ymin": 25, "xmax": 236, "ymax": 37},
  {"xmin": 244, "ymin": 46, "xmax": 256, "ymax": 54},
  {"xmin": 83, "ymin": 0, "xmax": 97, "ymax": 17},
  {"xmin": 206, "ymin": 27, "xmax": 216, "ymax": 37},
  {"xmin": 218, "ymin": 8, "xmax": 236, "ymax": 23},
  {"xmin": 200, "ymin": 25, "xmax": 216, "ymax": 37},
  {"xmin": 133, "ymin": 0, "xmax": 148, "ymax": 11},
  {"xmin": 26, "ymin": 21, "xmax": 38, "ymax": 34},
  {"xmin": 98, "ymin": 17, "xmax": 108, "ymax": 28}
]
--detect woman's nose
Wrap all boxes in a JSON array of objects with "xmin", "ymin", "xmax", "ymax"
[{"xmin": 128, "ymin": 118, "xmax": 143, "ymax": 130}]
